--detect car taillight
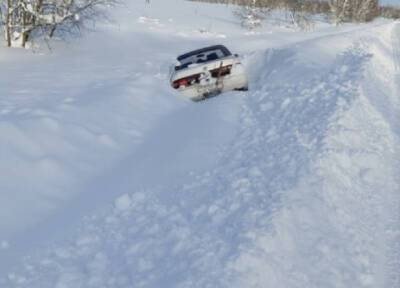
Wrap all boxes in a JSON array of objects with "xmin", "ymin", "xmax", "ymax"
[
  {"xmin": 210, "ymin": 65, "xmax": 232, "ymax": 78},
  {"xmin": 172, "ymin": 74, "xmax": 200, "ymax": 89},
  {"xmin": 172, "ymin": 79, "xmax": 188, "ymax": 89}
]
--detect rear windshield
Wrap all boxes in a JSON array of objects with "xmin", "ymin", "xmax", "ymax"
[{"xmin": 175, "ymin": 45, "xmax": 232, "ymax": 71}]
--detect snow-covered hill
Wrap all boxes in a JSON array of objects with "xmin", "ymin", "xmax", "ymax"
[{"xmin": 0, "ymin": 1, "xmax": 399, "ymax": 287}]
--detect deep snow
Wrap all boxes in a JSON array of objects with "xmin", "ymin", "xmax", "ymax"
[{"xmin": 0, "ymin": 1, "xmax": 399, "ymax": 287}]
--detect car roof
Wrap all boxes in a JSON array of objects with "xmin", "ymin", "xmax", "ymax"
[{"xmin": 177, "ymin": 45, "xmax": 232, "ymax": 61}]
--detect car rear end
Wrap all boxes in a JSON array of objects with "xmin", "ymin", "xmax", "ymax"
[{"xmin": 170, "ymin": 45, "xmax": 248, "ymax": 101}]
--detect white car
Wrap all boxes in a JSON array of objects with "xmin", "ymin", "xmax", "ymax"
[{"xmin": 170, "ymin": 45, "xmax": 248, "ymax": 101}]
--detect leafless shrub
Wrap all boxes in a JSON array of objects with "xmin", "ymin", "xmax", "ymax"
[
  {"xmin": 0, "ymin": 0, "xmax": 119, "ymax": 48},
  {"xmin": 380, "ymin": 5, "xmax": 400, "ymax": 20},
  {"xmin": 234, "ymin": 0, "xmax": 270, "ymax": 30},
  {"xmin": 188, "ymin": 0, "xmax": 385, "ymax": 25},
  {"xmin": 328, "ymin": 0, "xmax": 379, "ymax": 23}
]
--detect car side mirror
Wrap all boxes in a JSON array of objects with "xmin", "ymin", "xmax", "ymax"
[{"xmin": 234, "ymin": 53, "xmax": 239, "ymax": 57}]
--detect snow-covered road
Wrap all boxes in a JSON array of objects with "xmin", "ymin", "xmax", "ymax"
[{"xmin": 0, "ymin": 1, "xmax": 399, "ymax": 287}]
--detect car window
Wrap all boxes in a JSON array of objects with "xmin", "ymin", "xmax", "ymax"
[
  {"xmin": 207, "ymin": 53, "xmax": 218, "ymax": 61},
  {"xmin": 175, "ymin": 46, "xmax": 231, "ymax": 71}
]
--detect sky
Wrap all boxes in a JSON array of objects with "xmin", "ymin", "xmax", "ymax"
[{"xmin": 381, "ymin": 0, "xmax": 400, "ymax": 6}]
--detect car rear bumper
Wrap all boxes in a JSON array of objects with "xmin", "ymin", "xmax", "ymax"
[{"xmin": 176, "ymin": 66, "xmax": 248, "ymax": 101}]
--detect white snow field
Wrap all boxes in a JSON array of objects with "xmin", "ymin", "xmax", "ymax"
[{"xmin": 0, "ymin": 0, "xmax": 399, "ymax": 287}]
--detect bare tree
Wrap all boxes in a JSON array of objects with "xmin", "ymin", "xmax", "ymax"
[
  {"xmin": 358, "ymin": 0, "xmax": 379, "ymax": 22},
  {"xmin": 282, "ymin": 0, "xmax": 314, "ymax": 29},
  {"xmin": 0, "ymin": 0, "xmax": 119, "ymax": 48},
  {"xmin": 380, "ymin": 5, "xmax": 400, "ymax": 20},
  {"xmin": 329, "ymin": 0, "xmax": 379, "ymax": 23},
  {"xmin": 234, "ymin": 0, "xmax": 269, "ymax": 30},
  {"xmin": 193, "ymin": 0, "xmax": 380, "ymax": 24},
  {"xmin": 233, "ymin": 0, "xmax": 316, "ymax": 30}
]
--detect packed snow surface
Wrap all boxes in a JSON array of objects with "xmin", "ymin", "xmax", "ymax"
[{"xmin": 0, "ymin": 1, "xmax": 399, "ymax": 287}]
